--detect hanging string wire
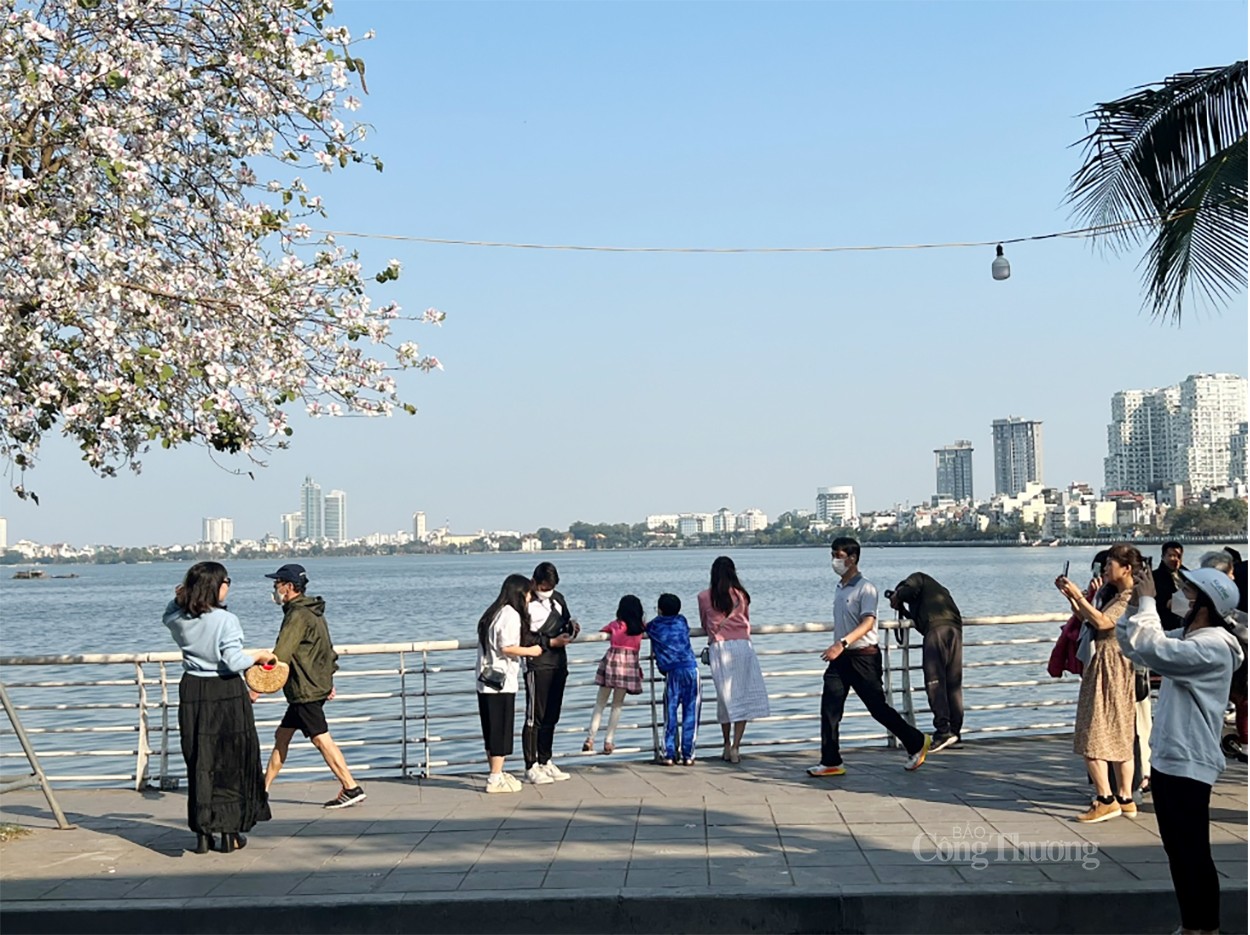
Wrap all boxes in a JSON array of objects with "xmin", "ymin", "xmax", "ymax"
[{"xmin": 308, "ymin": 214, "xmax": 1174, "ymax": 254}]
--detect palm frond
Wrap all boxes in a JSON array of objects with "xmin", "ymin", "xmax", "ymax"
[
  {"xmin": 1066, "ymin": 62, "xmax": 1248, "ymax": 322},
  {"xmin": 1143, "ymin": 136, "xmax": 1248, "ymax": 320}
]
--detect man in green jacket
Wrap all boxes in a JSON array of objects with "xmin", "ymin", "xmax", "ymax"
[{"xmin": 262, "ymin": 564, "xmax": 366, "ymax": 809}]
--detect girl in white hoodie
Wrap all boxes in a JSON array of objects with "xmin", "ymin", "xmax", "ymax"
[{"xmin": 1116, "ymin": 565, "xmax": 1243, "ymax": 935}]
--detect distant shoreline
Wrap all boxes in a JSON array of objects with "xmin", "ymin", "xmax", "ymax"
[{"xmin": 4, "ymin": 534, "xmax": 1246, "ymax": 566}]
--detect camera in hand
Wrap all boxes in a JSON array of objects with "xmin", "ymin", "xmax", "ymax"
[{"xmin": 884, "ymin": 589, "xmax": 895, "ymax": 600}]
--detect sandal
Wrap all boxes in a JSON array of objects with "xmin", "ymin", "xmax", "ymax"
[
  {"xmin": 603, "ymin": 742, "xmax": 614, "ymax": 755},
  {"xmin": 721, "ymin": 744, "xmax": 733, "ymax": 762},
  {"xmin": 1139, "ymin": 776, "xmax": 1151, "ymax": 796},
  {"xmin": 582, "ymin": 739, "xmax": 593, "ymax": 753}
]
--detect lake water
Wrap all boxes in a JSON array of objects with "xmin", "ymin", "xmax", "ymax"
[{"xmin": 2, "ymin": 544, "xmax": 1241, "ymax": 785}]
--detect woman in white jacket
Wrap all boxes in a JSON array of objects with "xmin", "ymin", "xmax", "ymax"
[{"xmin": 1116, "ymin": 565, "xmax": 1243, "ymax": 935}]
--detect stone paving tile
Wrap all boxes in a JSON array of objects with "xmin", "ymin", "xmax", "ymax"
[
  {"xmin": 205, "ymin": 871, "xmax": 313, "ymax": 897},
  {"xmin": 956, "ymin": 864, "xmax": 1053, "ymax": 884},
  {"xmin": 562, "ymin": 823, "xmax": 636, "ymax": 841},
  {"xmin": 625, "ymin": 867, "xmax": 709, "ymax": 888},
  {"xmin": 38, "ymin": 878, "xmax": 147, "ymax": 900},
  {"xmin": 127, "ymin": 874, "xmax": 235, "ymax": 898},
  {"xmin": 541, "ymin": 868, "xmax": 627, "ymax": 889},
  {"xmin": 1218, "ymin": 860, "xmax": 1248, "ymax": 880},
  {"xmin": 633, "ymin": 822, "xmax": 706, "ymax": 841},
  {"xmin": 374, "ymin": 870, "xmax": 465, "ymax": 893},
  {"xmin": 458, "ymin": 868, "xmax": 546, "ymax": 890},
  {"xmin": 289, "ymin": 871, "xmax": 388, "ymax": 895},
  {"xmin": 789, "ymin": 864, "xmax": 880, "ymax": 886},
  {"xmin": 1040, "ymin": 862, "xmax": 1136, "ymax": 883}
]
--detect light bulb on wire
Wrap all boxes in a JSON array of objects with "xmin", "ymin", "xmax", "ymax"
[{"xmin": 992, "ymin": 244, "xmax": 1011, "ymax": 281}]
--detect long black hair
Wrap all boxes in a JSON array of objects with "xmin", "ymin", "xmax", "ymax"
[
  {"xmin": 478, "ymin": 574, "xmax": 532, "ymax": 650},
  {"xmin": 616, "ymin": 595, "xmax": 645, "ymax": 636},
  {"xmin": 709, "ymin": 556, "xmax": 749, "ymax": 615},
  {"xmin": 177, "ymin": 562, "xmax": 229, "ymax": 617}
]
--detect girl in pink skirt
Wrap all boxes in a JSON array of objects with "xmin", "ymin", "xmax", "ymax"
[{"xmin": 583, "ymin": 595, "xmax": 646, "ymax": 754}]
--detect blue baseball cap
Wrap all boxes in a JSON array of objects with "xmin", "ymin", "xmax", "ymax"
[{"xmin": 265, "ymin": 563, "xmax": 308, "ymax": 585}]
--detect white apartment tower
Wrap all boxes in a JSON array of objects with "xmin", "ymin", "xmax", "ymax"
[
  {"xmin": 324, "ymin": 490, "xmax": 347, "ymax": 544},
  {"xmin": 413, "ymin": 511, "xmax": 427, "ymax": 540},
  {"xmin": 300, "ymin": 476, "xmax": 324, "ymax": 541},
  {"xmin": 736, "ymin": 508, "xmax": 768, "ymax": 532},
  {"xmin": 816, "ymin": 486, "xmax": 857, "ymax": 525},
  {"xmin": 992, "ymin": 417, "xmax": 1044, "ymax": 496},
  {"xmin": 201, "ymin": 517, "xmax": 234, "ymax": 544},
  {"xmin": 934, "ymin": 440, "xmax": 974, "ymax": 501},
  {"xmin": 1105, "ymin": 373, "xmax": 1249, "ymax": 493}
]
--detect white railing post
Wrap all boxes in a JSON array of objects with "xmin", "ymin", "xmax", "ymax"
[
  {"xmin": 647, "ymin": 644, "xmax": 660, "ymax": 762},
  {"xmin": 399, "ymin": 650, "xmax": 409, "ymax": 779},
  {"xmin": 158, "ymin": 662, "xmax": 174, "ymax": 790},
  {"xmin": 421, "ymin": 648, "xmax": 431, "ymax": 779},
  {"xmin": 900, "ymin": 620, "xmax": 917, "ymax": 729},
  {"xmin": 881, "ymin": 629, "xmax": 899, "ymax": 750},
  {"xmin": 134, "ymin": 662, "xmax": 150, "ymax": 791}
]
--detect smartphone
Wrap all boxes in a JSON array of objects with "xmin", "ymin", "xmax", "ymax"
[
  {"xmin": 1062, "ymin": 560, "xmax": 1070, "ymax": 579},
  {"xmin": 1145, "ymin": 556, "xmax": 1153, "ymax": 571}
]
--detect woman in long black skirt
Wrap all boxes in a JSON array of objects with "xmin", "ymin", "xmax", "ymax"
[{"xmin": 163, "ymin": 562, "xmax": 274, "ymax": 854}]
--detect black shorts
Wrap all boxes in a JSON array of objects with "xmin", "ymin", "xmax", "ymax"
[
  {"xmin": 279, "ymin": 700, "xmax": 329, "ymax": 738},
  {"xmin": 478, "ymin": 692, "xmax": 516, "ymax": 758}
]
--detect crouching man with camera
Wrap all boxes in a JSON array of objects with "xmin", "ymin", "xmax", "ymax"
[
  {"xmin": 887, "ymin": 572, "xmax": 964, "ymax": 752},
  {"xmin": 1116, "ymin": 563, "xmax": 1244, "ymax": 935}
]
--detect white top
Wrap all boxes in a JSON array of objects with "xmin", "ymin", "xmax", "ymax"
[
  {"xmin": 527, "ymin": 592, "xmax": 565, "ymax": 632},
  {"xmin": 476, "ymin": 605, "xmax": 523, "ymax": 694}
]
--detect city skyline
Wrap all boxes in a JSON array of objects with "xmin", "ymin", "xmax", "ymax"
[
  {"xmin": 0, "ymin": 3, "xmax": 1246, "ymax": 544},
  {"xmin": 4, "ymin": 373, "xmax": 1247, "ymax": 547}
]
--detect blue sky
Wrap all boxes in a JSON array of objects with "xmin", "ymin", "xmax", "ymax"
[{"xmin": 4, "ymin": 0, "xmax": 1248, "ymax": 546}]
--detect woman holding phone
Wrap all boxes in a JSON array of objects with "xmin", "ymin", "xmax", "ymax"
[{"xmin": 1055, "ymin": 544, "xmax": 1143, "ymax": 822}]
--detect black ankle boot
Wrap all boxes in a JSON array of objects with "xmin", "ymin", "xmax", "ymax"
[
  {"xmin": 223, "ymin": 832, "xmax": 247, "ymax": 852},
  {"xmin": 194, "ymin": 833, "xmax": 215, "ymax": 854}
]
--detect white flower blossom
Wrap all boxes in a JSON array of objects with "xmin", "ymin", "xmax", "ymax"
[{"xmin": 0, "ymin": 0, "xmax": 441, "ymax": 499}]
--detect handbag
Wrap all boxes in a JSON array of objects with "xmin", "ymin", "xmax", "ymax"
[
  {"xmin": 477, "ymin": 658, "xmax": 508, "ymax": 691},
  {"xmin": 245, "ymin": 660, "xmax": 289, "ymax": 694},
  {"xmin": 1134, "ymin": 668, "xmax": 1151, "ymax": 703},
  {"xmin": 700, "ymin": 645, "xmax": 711, "ymax": 666}
]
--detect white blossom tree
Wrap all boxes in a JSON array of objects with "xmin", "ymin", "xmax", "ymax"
[{"xmin": 1, "ymin": 0, "xmax": 442, "ymax": 501}]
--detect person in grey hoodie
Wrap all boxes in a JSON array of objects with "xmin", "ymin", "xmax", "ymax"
[{"xmin": 1116, "ymin": 564, "xmax": 1243, "ymax": 935}]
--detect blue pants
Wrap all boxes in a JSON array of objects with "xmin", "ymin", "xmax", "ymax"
[{"xmin": 662, "ymin": 668, "xmax": 701, "ymax": 761}]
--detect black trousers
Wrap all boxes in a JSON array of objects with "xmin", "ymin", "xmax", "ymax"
[
  {"xmin": 1152, "ymin": 769, "xmax": 1219, "ymax": 932},
  {"xmin": 523, "ymin": 666, "xmax": 567, "ymax": 768},
  {"xmin": 821, "ymin": 651, "xmax": 925, "ymax": 767},
  {"xmin": 922, "ymin": 627, "xmax": 963, "ymax": 737}
]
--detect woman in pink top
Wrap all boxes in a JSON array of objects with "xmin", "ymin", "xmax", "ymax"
[
  {"xmin": 583, "ymin": 595, "xmax": 646, "ymax": 754},
  {"xmin": 698, "ymin": 557, "xmax": 771, "ymax": 763}
]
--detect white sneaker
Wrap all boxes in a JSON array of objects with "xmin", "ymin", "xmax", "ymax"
[
  {"xmin": 541, "ymin": 761, "xmax": 570, "ymax": 781},
  {"xmin": 525, "ymin": 765, "xmax": 554, "ymax": 785},
  {"xmin": 485, "ymin": 773, "xmax": 520, "ymax": 794},
  {"xmin": 501, "ymin": 772, "xmax": 523, "ymax": 792}
]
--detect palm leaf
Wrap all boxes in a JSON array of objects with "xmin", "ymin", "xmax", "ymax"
[{"xmin": 1066, "ymin": 63, "xmax": 1248, "ymax": 322}]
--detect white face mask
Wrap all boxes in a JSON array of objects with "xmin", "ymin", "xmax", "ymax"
[
  {"xmin": 536, "ymin": 589, "xmax": 554, "ymax": 600},
  {"xmin": 832, "ymin": 558, "xmax": 850, "ymax": 577},
  {"xmin": 1170, "ymin": 592, "xmax": 1191, "ymax": 617},
  {"xmin": 271, "ymin": 588, "xmax": 284, "ymax": 605}
]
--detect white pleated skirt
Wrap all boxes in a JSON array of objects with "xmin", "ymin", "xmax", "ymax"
[{"xmin": 708, "ymin": 639, "xmax": 771, "ymax": 724}]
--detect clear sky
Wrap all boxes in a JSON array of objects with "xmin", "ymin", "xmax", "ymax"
[{"xmin": 4, "ymin": 0, "xmax": 1248, "ymax": 546}]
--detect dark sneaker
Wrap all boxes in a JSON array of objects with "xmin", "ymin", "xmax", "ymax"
[
  {"xmin": 930, "ymin": 733, "xmax": 959, "ymax": 753},
  {"xmin": 324, "ymin": 786, "xmax": 366, "ymax": 809}
]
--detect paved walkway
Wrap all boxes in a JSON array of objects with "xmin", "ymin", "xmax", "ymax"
[{"xmin": 1, "ymin": 735, "xmax": 1246, "ymax": 933}]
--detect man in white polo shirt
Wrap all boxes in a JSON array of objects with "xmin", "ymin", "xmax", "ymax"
[{"xmin": 808, "ymin": 537, "xmax": 931, "ymax": 776}]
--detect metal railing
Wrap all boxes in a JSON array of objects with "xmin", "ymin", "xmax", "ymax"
[{"xmin": 0, "ymin": 613, "xmax": 1072, "ymax": 789}]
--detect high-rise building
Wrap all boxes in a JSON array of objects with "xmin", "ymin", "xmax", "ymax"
[
  {"xmin": 300, "ymin": 475, "xmax": 324, "ymax": 541},
  {"xmin": 0, "ymin": 516, "xmax": 8, "ymax": 550},
  {"xmin": 201, "ymin": 517, "xmax": 234, "ymax": 544},
  {"xmin": 992, "ymin": 417, "xmax": 1044, "ymax": 496},
  {"xmin": 816, "ymin": 486, "xmax": 857, "ymax": 525},
  {"xmin": 413, "ymin": 511, "xmax": 427, "ymax": 539},
  {"xmin": 713, "ymin": 507, "xmax": 735, "ymax": 534},
  {"xmin": 281, "ymin": 512, "xmax": 302, "ymax": 542},
  {"xmin": 1104, "ymin": 373, "xmax": 1248, "ymax": 493},
  {"xmin": 1231, "ymin": 422, "xmax": 1249, "ymax": 485},
  {"xmin": 934, "ymin": 440, "xmax": 974, "ymax": 501},
  {"xmin": 324, "ymin": 490, "xmax": 347, "ymax": 544}
]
